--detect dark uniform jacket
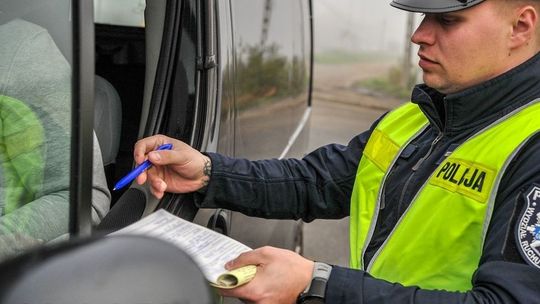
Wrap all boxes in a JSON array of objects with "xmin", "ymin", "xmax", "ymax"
[{"xmin": 198, "ymin": 52, "xmax": 540, "ymax": 303}]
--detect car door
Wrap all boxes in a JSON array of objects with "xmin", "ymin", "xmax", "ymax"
[
  {"xmin": 91, "ymin": 0, "xmax": 313, "ymax": 252},
  {"xmin": 138, "ymin": 0, "xmax": 313, "ymax": 254}
]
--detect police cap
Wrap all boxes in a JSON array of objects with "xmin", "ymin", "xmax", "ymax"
[{"xmin": 390, "ymin": 0, "xmax": 485, "ymax": 13}]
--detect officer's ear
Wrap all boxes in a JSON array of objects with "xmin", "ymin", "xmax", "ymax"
[{"xmin": 508, "ymin": 4, "xmax": 538, "ymax": 49}]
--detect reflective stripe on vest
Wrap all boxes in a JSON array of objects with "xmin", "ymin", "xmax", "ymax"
[{"xmin": 349, "ymin": 100, "xmax": 540, "ymax": 291}]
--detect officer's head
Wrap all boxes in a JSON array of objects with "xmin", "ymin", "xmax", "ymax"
[{"xmin": 392, "ymin": 0, "xmax": 540, "ymax": 94}]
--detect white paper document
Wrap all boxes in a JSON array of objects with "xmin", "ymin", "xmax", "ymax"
[{"xmin": 113, "ymin": 209, "xmax": 253, "ymax": 285}]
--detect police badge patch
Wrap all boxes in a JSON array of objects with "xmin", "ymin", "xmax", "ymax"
[{"xmin": 516, "ymin": 184, "xmax": 540, "ymax": 269}]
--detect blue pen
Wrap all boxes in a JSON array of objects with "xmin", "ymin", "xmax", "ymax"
[{"xmin": 113, "ymin": 143, "xmax": 174, "ymax": 191}]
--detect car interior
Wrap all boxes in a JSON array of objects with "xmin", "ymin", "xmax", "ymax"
[
  {"xmin": 95, "ymin": 0, "xmax": 207, "ymax": 233},
  {"xmin": 94, "ymin": 5, "xmax": 146, "ymax": 199},
  {"xmin": 95, "ymin": 0, "xmax": 207, "ymax": 199}
]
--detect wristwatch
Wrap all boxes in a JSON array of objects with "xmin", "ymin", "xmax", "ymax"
[{"xmin": 297, "ymin": 262, "xmax": 332, "ymax": 304}]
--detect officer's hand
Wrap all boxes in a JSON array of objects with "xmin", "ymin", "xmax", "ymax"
[
  {"xmin": 219, "ymin": 246, "xmax": 314, "ymax": 304},
  {"xmin": 133, "ymin": 134, "xmax": 211, "ymax": 198}
]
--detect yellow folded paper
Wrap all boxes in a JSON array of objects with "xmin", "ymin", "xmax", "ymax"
[{"xmin": 210, "ymin": 265, "xmax": 257, "ymax": 289}]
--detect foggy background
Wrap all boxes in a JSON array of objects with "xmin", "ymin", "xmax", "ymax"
[
  {"xmin": 314, "ymin": 0, "xmax": 408, "ymax": 53},
  {"xmin": 94, "ymin": 0, "xmax": 417, "ymax": 62}
]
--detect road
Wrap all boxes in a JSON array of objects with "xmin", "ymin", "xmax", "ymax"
[{"xmin": 302, "ymin": 62, "xmax": 401, "ymax": 267}]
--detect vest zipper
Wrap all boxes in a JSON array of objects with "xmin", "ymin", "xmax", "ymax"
[
  {"xmin": 412, "ymin": 132, "xmax": 443, "ymax": 171},
  {"xmin": 397, "ymin": 132, "xmax": 443, "ymax": 210}
]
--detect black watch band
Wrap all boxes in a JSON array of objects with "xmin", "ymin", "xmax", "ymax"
[{"xmin": 297, "ymin": 262, "xmax": 332, "ymax": 304}]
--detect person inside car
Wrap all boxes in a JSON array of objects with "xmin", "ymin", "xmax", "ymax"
[
  {"xmin": 134, "ymin": 0, "xmax": 540, "ymax": 302},
  {"xmin": 0, "ymin": 17, "xmax": 110, "ymax": 260}
]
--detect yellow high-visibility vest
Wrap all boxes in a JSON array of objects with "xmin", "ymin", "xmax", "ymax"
[{"xmin": 349, "ymin": 100, "xmax": 540, "ymax": 291}]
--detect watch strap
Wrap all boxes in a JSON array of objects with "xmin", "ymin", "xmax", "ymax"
[{"xmin": 298, "ymin": 262, "xmax": 332, "ymax": 303}]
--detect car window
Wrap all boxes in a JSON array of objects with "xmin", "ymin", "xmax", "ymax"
[
  {"xmin": 0, "ymin": 0, "xmax": 73, "ymax": 262},
  {"xmin": 94, "ymin": 0, "xmax": 145, "ymax": 27}
]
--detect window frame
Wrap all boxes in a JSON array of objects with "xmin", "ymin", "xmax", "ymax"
[{"xmin": 69, "ymin": 0, "xmax": 96, "ymax": 238}]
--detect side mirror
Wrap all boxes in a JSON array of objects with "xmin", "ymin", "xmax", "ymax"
[{"xmin": 0, "ymin": 235, "xmax": 216, "ymax": 304}]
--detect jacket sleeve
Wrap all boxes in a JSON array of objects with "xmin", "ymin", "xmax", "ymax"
[
  {"xmin": 195, "ymin": 117, "xmax": 384, "ymax": 221},
  {"xmin": 326, "ymin": 261, "xmax": 540, "ymax": 303},
  {"xmin": 196, "ymin": 136, "xmax": 364, "ymax": 222},
  {"xmin": 324, "ymin": 134, "xmax": 540, "ymax": 303}
]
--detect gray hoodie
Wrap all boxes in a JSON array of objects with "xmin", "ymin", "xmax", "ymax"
[{"xmin": 0, "ymin": 19, "xmax": 110, "ymax": 259}]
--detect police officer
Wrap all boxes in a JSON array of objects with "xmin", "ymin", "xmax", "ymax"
[{"xmin": 134, "ymin": 0, "xmax": 540, "ymax": 302}]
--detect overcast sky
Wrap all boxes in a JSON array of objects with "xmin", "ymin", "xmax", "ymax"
[{"xmin": 313, "ymin": 0, "xmax": 415, "ymax": 54}]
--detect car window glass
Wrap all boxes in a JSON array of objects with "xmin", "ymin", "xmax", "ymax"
[
  {"xmin": 94, "ymin": 0, "xmax": 145, "ymax": 27},
  {"xmin": 0, "ymin": 0, "xmax": 73, "ymax": 263}
]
